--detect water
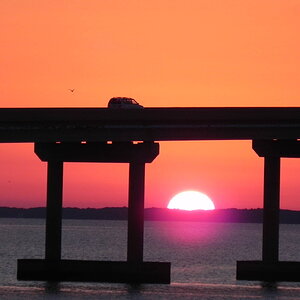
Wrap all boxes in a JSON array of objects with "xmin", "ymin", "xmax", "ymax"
[{"xmin": 0, "ymin": 218, "xmax": 300, "ymax": 299}]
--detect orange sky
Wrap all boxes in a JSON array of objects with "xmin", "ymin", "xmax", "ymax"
[{"xmin": 1, "ymin": 1, "xmax": 300, "ymax": 209}]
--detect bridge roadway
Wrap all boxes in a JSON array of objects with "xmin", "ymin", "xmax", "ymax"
[{"xmin": 0, "ymin": 107, "xmax": 300, "ymax": 142}]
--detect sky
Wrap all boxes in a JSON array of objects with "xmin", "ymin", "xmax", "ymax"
[{"xmin": 1, "ymin": 0, "xmax": 300, "ymax": 210}]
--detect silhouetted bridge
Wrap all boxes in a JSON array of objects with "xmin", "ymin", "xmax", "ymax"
[{"xmin": 1, "ymin": 107, "xmax": 300, "ymax": 283}]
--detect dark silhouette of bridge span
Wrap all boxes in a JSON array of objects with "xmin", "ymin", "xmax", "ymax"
[
  {"xmin": 1, "ymin": 107, "xmax": 300, "ymax": 283},
  {"xmin": 1, "ymin": 107, "xmax": 300, "ymax": 142}
]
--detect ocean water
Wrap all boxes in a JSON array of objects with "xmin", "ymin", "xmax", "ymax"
[{"xmin": 0, "ymin": 218, "xmax": 300, "ymax": 299}]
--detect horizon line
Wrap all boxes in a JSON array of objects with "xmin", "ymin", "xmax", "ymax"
[{"xmin": 0, "ymin": 206, "xmax": 299, "ymax": 212}]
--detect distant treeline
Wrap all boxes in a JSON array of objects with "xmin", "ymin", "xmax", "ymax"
[{"xmin": 0, "ymin": 207, "xmax": 300, "ymax": 223}]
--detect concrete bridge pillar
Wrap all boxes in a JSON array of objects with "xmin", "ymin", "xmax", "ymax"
[
  {"xmin": 17, "ymin": 141, "xmax": 170, "ymax": 283},
  {"xmin": 237, "ymin": 139, "xmax": 300, "ymax": 282},
  {"xmin": 45, "ymin": 161, "xmax": 63, "ymax": 261},
  {"xmin": 128, "ymin": 162, "xmax": 145, "ymax": 263},
  {"xmin": 262, "ymin": 155, "xmax": 280, "ymax": 263}
]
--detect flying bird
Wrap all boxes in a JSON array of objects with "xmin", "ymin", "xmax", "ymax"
[{"xmin": 69, "ymin": 89, "xmax": 75, "ymax": 93}]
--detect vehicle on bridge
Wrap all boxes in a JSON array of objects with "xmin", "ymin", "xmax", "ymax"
[{"xmin": 108, "ymin": 97, "xmax": 143, "ymax": 109}]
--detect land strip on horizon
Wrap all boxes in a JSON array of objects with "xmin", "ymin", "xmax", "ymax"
[{"xmin": 0, "ymin": 207, "xmax": 299, "ymax": 224}]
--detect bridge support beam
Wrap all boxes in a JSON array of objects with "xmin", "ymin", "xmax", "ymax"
[
  {"xmin": 45, "ymin": 161, "xmax": 63, "ymax": 261},
  {"xmin": 262, "ymin": 156, "xmax": 280, "ymax": 263},
  {"xmin": 237, "ymin": 139, "xmax": 300, "ymax": 282},
  {"xmin": 17, "ymin": 142, "xmax": 170, "ymax": 283},
  {"xmin": 128, "ymin": 162, "xmax": 145, "ymax": 263}
]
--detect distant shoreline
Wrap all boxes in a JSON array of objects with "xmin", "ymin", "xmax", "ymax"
[{"xmin": 0, "ymin": 207, "xmax": 300, "ymax": 223}]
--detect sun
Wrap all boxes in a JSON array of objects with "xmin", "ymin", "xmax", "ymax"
[{"xmin": 167, "ymin": 191, "xmax": 215, "ymax": 211}]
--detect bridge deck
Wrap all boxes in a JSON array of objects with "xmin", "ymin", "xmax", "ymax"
[{"xmin": 0, "ymin": 107, "xmax": 300, "ymax": 142}]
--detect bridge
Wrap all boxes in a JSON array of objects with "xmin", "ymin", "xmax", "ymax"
[{"xmin": 1, "ymin": 107, "xmax": 300, "ymax": 283}]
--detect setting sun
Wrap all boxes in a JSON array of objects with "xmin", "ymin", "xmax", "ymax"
[{"xmin": 167, "ymin": 191, "xmax": 215, "ymax": 211}]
